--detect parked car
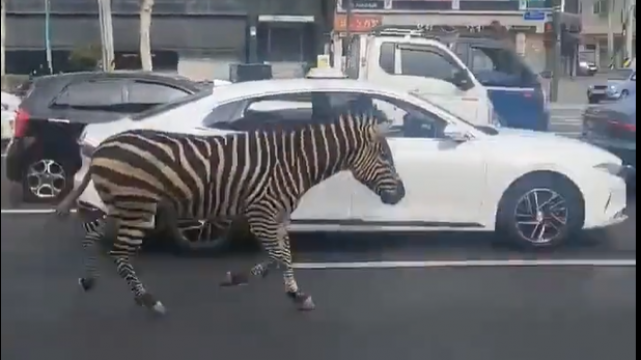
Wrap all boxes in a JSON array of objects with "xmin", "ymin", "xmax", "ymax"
[
  {"xmin": 76, "ymin": 78, "xmax": 629, "ymax": 252},
  {"xmin": 1, "ymin": 91, "xmax": 21, "ymax": 149},
  {"xmin": 587, "ymin": 68, "xmax": 636, "ymax": 103},
  {"xmin": 582, "ymin": 96, "xmax": 636, "ymax": 188},
  {"xmin": 578, "ymin": 60, "xmax": 598, "ymax": 76},
  {"xmin": 4, "ymin": 71, "xmax": 208, "ymax": 203}
]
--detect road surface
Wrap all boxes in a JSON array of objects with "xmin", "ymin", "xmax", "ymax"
[{"xmin": 1, "ymin": 152, "xmax": 637, "ymax": 360}]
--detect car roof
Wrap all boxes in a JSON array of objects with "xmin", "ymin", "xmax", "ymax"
[
  {"xmin": 207, "ymin": 78, "xmax": 410, "ymax": 102},
  {"xmin": 33, "ymin": 70, "xmax": 202, "ymax": 89}
]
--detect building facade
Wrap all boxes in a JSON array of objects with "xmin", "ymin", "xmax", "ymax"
[
  {"xmin": 331, "ymin": 0, "xmax": 583, "ymax": 73},
  {"xmin": 579, "ymin": 0, "xmax": 636, "ymax": 68},
  {"xmin": 3, "ymin": 0, "xmax": 333, "ymax": 79}
]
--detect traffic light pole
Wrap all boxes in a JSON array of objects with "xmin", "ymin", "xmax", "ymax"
[
  {"xmin": 549, "ymin": 0, "xmax": 565, "ymax": 103},
  {"xmin": 625, "ymin": 0, "xmax": 635, "ymax": 62}
]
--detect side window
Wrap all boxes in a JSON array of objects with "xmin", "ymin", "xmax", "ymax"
[
  {"xmin": 379, "ymin": 42, "xmax": 395, "ymax": 74},
  {"xmin": 205, "ymin": 91, "xmax": 315, "ymax": 131},
  {"xmin": 399, "ymin": 48, "xmax": 460, "ymax": 81},
  {"xmin": 201, "ymin": 101, "xmax": 246, "ymax": 128},
  {"xmin": 468, "ymin": 46, "xmax": 536, "ymax": 87},
  {"xmin": 345, "ymin": 36, "xmax": 361, "ymax": 79},
  {"xmin": 127, "ymin": 81, "xmax": 189, "ymax": 105},
  {"xmin": 53, "ymin": 80, "xmax": 125, "ymax": 107},
  {"xmin": 327, "ymin": 91, "xmax": 447, "ymax": 139}
]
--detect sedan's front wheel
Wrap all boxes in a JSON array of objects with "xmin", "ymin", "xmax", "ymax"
[{"xmin": 496, "ymin": 173, "xmax": 585, "ymax": 249}]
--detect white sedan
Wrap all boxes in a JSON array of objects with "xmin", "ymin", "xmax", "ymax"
[{"xmin": 75, "ymin": 78, "xmax": 629, "ymax": 250}]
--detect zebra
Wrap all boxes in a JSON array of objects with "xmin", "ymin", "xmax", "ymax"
[{"xmin": 57, "ymin": 112, "xmax": 405, "ymax": 314}]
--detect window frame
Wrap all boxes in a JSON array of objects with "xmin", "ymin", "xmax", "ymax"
[{"xmin": 202, "ymin": 89, "xmax": 451, "ymax": 139}]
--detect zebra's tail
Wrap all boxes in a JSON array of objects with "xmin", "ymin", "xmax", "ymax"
[{"xmin": 55, "ymin": 167, "xmax": 93, "ymax": 218}]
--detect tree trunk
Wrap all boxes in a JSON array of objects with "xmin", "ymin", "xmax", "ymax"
[
  {"xmin": 139, "ymin": 0, "xmax": 154, "ymax": 71},
  {"xmin": 1, "ymin": 0, "xmax": 6, "ymax": 77}
]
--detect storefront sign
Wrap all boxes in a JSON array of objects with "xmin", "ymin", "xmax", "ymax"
[{"xmin": 334, "ymin": 14, "xmax": 383, "ymax": 32}]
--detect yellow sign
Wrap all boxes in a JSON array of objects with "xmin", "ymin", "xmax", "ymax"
[{"xmin": 316, "ymin": 54, "xmax": 331, "ymax": 69}]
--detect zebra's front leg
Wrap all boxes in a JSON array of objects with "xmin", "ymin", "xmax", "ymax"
[
  {"xmin": 279, "ymin": 231, "xmax": 315, "ymax": 311},
  {"xmin": 109, "ymin": 222, "xmax": 166, "ymax": 315},
  {"xmin": 221, "ymin": 216, "xmax": 314, "ymax": 311}
]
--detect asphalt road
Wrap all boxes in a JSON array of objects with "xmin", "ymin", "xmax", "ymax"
[{"xmin": 1, "ymin": 152, "xmax": 637, "ymax": 360}]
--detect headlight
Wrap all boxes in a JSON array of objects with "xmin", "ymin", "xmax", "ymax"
[{"xmin": 594, "ymin": 163, "xmax": 629, "ymax": 177}]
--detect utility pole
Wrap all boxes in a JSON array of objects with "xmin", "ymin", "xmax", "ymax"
[
  {"xmin": 97, "ymin": 0, "xmax": 114, "ymax": 71},
  {"xmin": 607, "ymin": 0, "xmax": 615, "ymax": 68},
  {"xmin": 550, "ymin": 0, "xmax": 565, "ymax": 102},
  {"xmin": 44, "ymin": 0, "xmax": 53, "ymax": 74},
  {"xmin": 625, "ymin": 0, "xmax": 636, "ymax": 62}
]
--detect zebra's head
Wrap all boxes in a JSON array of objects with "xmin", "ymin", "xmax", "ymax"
[{"xmin": 348, "ymin": 115, "xmax": 405, "ymax": 206}]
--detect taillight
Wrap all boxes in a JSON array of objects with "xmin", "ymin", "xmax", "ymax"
[
  {"xmin": 608, "ymin": 120, "xmax": 636, "ymax": 133},
  {"xmin": 14, "ymin": 108, "xmax": 30, "ymax": 138}
]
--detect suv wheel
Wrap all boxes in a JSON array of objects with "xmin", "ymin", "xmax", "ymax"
[{"xmin": 22, "ymin": 156, "xmax": 72, "ymax": 203}]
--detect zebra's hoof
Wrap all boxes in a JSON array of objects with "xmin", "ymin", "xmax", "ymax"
[
  {"xmin": 288, "ymin": 291, "xmax": 315, "ymax": 311},
  {"xmin": 296, "ymin": 295, "xmax": 315, "ymax": 311},
  {"xmin": 134, "ymin": 293, "xmax": 165, "ymax": 314},
  {"xmin": 220, "ymin": 271, "xmax": 248, "ymax": 287},
  {"xmin": 78, "ymin": 277, "xmax": 95, "ymax": 292},
  {"xmin": 151, "ymin": 301, "xmax": 167, "ymax": 315}
]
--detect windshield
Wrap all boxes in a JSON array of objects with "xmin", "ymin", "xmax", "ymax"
[
  {"xmin": 609, "ymin": 69, "xmax": 635, "ymax": 80},
  {"xmin": 130, "ymin": 87, "xmax": 213, "ymax": 121},
  {"xmin": 407, "ymin": 91, "xmax": 497, "ymax": 135},
  {"xmin": 467, "ymin": 45, "xmax": 538, "ymax": 88}
]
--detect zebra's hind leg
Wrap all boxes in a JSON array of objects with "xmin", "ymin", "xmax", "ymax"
[
  {"xmin": 77, "ymin": 218, "xmax": 106, "ymax": 292},
  {"xmin": 109, "ymin": 216, "xmax": 166, "ymax": 315}
]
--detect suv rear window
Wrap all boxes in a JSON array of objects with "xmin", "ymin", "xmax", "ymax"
[
  {"xmin": 53, "ymin": 80, "xmax": 125, "ymax": 107},
  {"xmin": 130, "ymin": 87, "xmax": 212, "ymax": 121}
]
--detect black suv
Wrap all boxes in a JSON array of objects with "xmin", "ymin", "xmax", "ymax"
[{"xmin": 5, "ymin": 71, "xmax": 206, "ymax": 203}]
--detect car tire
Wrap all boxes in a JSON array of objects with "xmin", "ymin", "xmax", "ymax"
[
  {"xmin": 496, "ymin": 173, "xmax": 585, "ymax": 250},
  {"xmin": 21, "ymin": 154, "xmax": 74, "ymax": 204},
  {"xmin": 621, "ymin": 90, "xmax": 630, "ymax": 98},
  {"xmin": 170, "ymin": 218, "xmax": 257, "ymax": 257}
]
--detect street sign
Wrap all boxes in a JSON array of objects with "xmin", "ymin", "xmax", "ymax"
[{"xmin": 524, "ymin": 10, "xmax": 547, "ymax": 21}]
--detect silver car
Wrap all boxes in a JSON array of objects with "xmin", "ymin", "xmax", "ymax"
[{"xmin": 587, "ymin": 69, "xmax": 636, "ymax": 104}]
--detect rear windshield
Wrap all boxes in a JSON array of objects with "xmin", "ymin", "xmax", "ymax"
[
  {"xmin": 609, "ymin": 69, "xmax": 635, "ymax": 80},
  {"xmin": 130, "ymin": 87, "xmax": 212, "ymax": 121},
  {"xmin": 466, "ymin": 45, "xmax": 539, "ymax": 88}
]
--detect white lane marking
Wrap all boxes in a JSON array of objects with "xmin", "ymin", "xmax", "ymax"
[
  {"xmin": 1, "ymin": 208, "xmax": 77, "ymax": 214},
  {"xmin": 293, "ymin": 259, "xmax": 636, "ymax": 269}
]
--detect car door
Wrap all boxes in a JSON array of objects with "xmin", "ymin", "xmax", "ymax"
[
  {"xmin": 199, "ymin": 91, "xmax": 355, "ymax": 222},
  {"xmin": 377, "ymin": 42, "xmax": 483, "ymax": 124},
  {"xmin": 343, "ymin": 92, "xmax": 488, "ymax": 226}
]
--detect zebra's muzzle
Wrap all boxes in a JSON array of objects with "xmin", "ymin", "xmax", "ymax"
[{"xmin": 380, "ymin": 181, "xmax": 405, "ymax": 205}]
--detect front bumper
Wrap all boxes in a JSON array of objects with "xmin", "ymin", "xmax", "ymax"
[
  {"xmin": 581, "ymin": 170, "xmax": 629, "ymax": 230},
  {"xmin": 582, "ymin": 136, "xmax": 636, "ymax": 171}
]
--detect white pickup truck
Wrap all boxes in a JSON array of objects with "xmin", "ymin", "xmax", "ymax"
[{"xmin": 343, "ymin": 28, "xmax": 497, "ymax": 127}]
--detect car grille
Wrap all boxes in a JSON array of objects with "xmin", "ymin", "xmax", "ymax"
[{"xmin": 593, "ymin": 85, "xmax": 608, "ymax": 90}]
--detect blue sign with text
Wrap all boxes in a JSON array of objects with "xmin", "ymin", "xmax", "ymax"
[{"xmin": 523, "ymin": 10, "xmax": 547, "ymax": 20}]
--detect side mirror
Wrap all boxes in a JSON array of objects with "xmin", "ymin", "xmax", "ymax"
[
  {"xmin": 452, "ymin": 70, "xmax": 474, "ymax": 91},
  {"xmin": 443, "ymin": 124, "xmax": 470, "ymax": 143}
]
